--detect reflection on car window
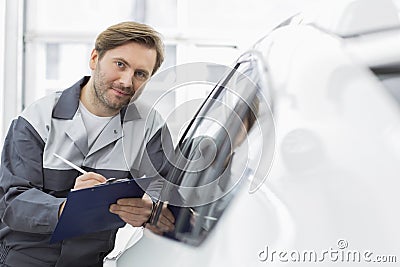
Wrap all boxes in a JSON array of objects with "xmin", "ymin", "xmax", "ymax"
[
  {"xmin": 152, "ymin": 58, "xmax": 273, "ymax": 246},
  {"xmin": 375, "ymin": 69, "xmax": 400, "ymax": 104}
]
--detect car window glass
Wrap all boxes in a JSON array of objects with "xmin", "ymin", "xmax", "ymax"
[{"xmin": 156, "ymin": 58, "xmax": 274, "ymax": 246}]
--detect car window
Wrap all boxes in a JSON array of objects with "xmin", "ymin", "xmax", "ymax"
[
  {"xmin": 152, "ymin": 55, "xmax": 275, "ymax": 246},
  {"xmin": 373, "ymin": 70, "xmax": 400, "ymax": 104}
]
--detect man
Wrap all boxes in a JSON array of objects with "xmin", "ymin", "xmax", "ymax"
[{"xmin": 0, "ymin": 21, "xmax": 174, "ymax": 266}]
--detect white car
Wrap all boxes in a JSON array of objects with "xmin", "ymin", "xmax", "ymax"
[{"xmin": 109, "ymin": 0, "xmax": 400, "ymax": 266}]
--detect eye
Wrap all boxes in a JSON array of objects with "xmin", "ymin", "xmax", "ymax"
[
  {"xmin": 116, "ymin": 61, "xmax": 125, "ymax": 69},
  {"xmin": 135, "ymin": 70, "xmax": 148, "ymax": 81}
]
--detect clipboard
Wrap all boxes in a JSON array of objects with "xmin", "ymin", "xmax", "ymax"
[{"xmin": 50, "ymin": 177, "xmax": 154, "ymax": 243}]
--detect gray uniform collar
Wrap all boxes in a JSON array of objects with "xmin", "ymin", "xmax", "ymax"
[{"xmin": 52, "ymin": 76, "xmax": 141, "ymax": 122}]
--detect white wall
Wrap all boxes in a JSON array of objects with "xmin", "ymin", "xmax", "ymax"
[
  {"xmin": 1, "ymin": 0, "xmax": 24, "ymax": 143},
  {"xmin": 1, "ymin": 0, "xmax": 319, "ymax": 142},
  {"xmin": 0, "ymin": 0, "xmax": 5, "ymax": 141},
  {"xmin": 179, "ymin": 0, "xmax": 317, "ymax": 51}
]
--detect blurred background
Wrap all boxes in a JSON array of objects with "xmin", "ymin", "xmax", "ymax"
[{"xmin": 0, "ymin": 0, "xmax": 317, "ymax": 143}]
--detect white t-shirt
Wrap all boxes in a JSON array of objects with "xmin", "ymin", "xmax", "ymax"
[{"xmin": 79, "ymin": 101, "xmax": 114, "ymax": 149}]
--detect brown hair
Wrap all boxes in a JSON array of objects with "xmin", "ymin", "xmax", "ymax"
[{"xmin": 95, "ymin": 21, "xmax": 164, "ymax": 75}]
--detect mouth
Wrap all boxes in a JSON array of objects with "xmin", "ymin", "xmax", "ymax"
[{"xmin": 111, "ymin": 87, "xmax": 134, "ymax": 97}]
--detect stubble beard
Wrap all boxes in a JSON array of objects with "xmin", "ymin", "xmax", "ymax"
[{"xmin": 92, "ymin": 70, "xmax": 133, "ymax": 113}]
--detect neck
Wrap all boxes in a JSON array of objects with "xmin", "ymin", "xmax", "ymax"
[{"xmin": 80, "ymin": 78, "xmax": 120, "ymax": 117}]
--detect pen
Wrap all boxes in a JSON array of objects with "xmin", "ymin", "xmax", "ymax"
[
  {"xmin": 53, "ymin": 153, "xmax": 125, "ymax": 185},
  {"xmin": 53, "ymin": 153, "xmax": 88, "ymax": 174}
]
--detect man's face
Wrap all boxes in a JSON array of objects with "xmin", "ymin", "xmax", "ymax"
[{"xmin": 89, "ymin": 42, "xmax": 157, "ymax": 112}]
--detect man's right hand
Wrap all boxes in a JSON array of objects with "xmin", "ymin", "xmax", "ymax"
[
  {"xmin": 73, "ymin": 172, "xmax": 107, "ymax": 190},
  {"xmin": 58, "ymin": 172, "xmax": 107, "ymax": 218}
]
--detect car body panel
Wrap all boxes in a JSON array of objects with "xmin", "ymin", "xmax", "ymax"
[{"xmin": 114, "ymin": 0, "xmax": 400, "ymax": 266}]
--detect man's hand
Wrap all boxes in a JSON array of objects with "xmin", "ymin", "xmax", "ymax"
[
  {"xmin": 109, "ymin": 194, "xmax": 153, "ymax": 227},
  {"xmin": 58, "ymin": 201, "xmax": 66, "ymax": 218},
  {"xmin": 145, "ymin": 202, "xmax": 175, "ymax": 235},
  {"xmin": 73, "ymin": 172, "xmax": 107, "ymax": 190},
  {"xmin": 58, "ymin": 172, "xmax": 107, "ymax": 218}
]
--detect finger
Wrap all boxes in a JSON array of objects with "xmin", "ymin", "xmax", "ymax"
[
  {"xmin": 110, "ymin": 208, "xmax": 151, "ymax": 226},
  {"xmin": 159, "ymin": 214, "xmax": 174, "ymax": 227},
  {"xmin": 162, "ymin": 206, "xmax": 175, "ymax": 224},
  {"xmin": 116, "ymin": 197, "xmax": 152, "ymax": 208},
  {"xmin": 116, "ymin": 210, "xmax": 150, "ymax": 222},
  {"xmin": 78, "ymin": 172, "xmax": 107, "ymax": 183},
  {"xmin": 145, "ymin": 224, "xmax": 164, "ymax": 235},
  {"xmin": 157, "ymin": 215, "xmax": 175, "ymax": 232},
  {"xmin": 74, "ymin": 173, "xmax": 107, "ymax": 190},
  {"xmin": 110, "ymin": 204, "xmax": 151, "ymax": 216},
  {"xmin": 155, "ymin": 205, "xmax": 175, "ymax": 231},
  {"xmin": 73, "ymin": 177, "xmax": 106, "ymax": 190}
]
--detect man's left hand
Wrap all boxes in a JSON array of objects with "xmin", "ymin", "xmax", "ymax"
[{"xmin": 109, "ymin": 194, "xmax": 153, "ymax": 227}]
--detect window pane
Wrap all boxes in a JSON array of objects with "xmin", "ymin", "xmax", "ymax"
[
  {"xmin": 152, "ymin": 59, "xmax": 274, "ymax": 246},
  {"xmin": 45, "ymin": 43, "xmax": 59, "ymax": 80},
  {"xmin": 23, "ymin": 0, "xmax": 179, "ymax": 108}
]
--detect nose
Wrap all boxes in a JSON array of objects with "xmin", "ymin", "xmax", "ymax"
[{"xmin": 119, "ymin": 71, "xmax": 134, "ymax": 88}]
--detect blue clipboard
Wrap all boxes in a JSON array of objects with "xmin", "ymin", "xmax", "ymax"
[{"xmin": 50, "ymin": 177, "xmax": 154, "ymax": 243}]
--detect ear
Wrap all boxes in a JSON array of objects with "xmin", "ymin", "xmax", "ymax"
[{"xmin": 89, "ymin": 49, "xmax": 99, "ymax": 70}]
